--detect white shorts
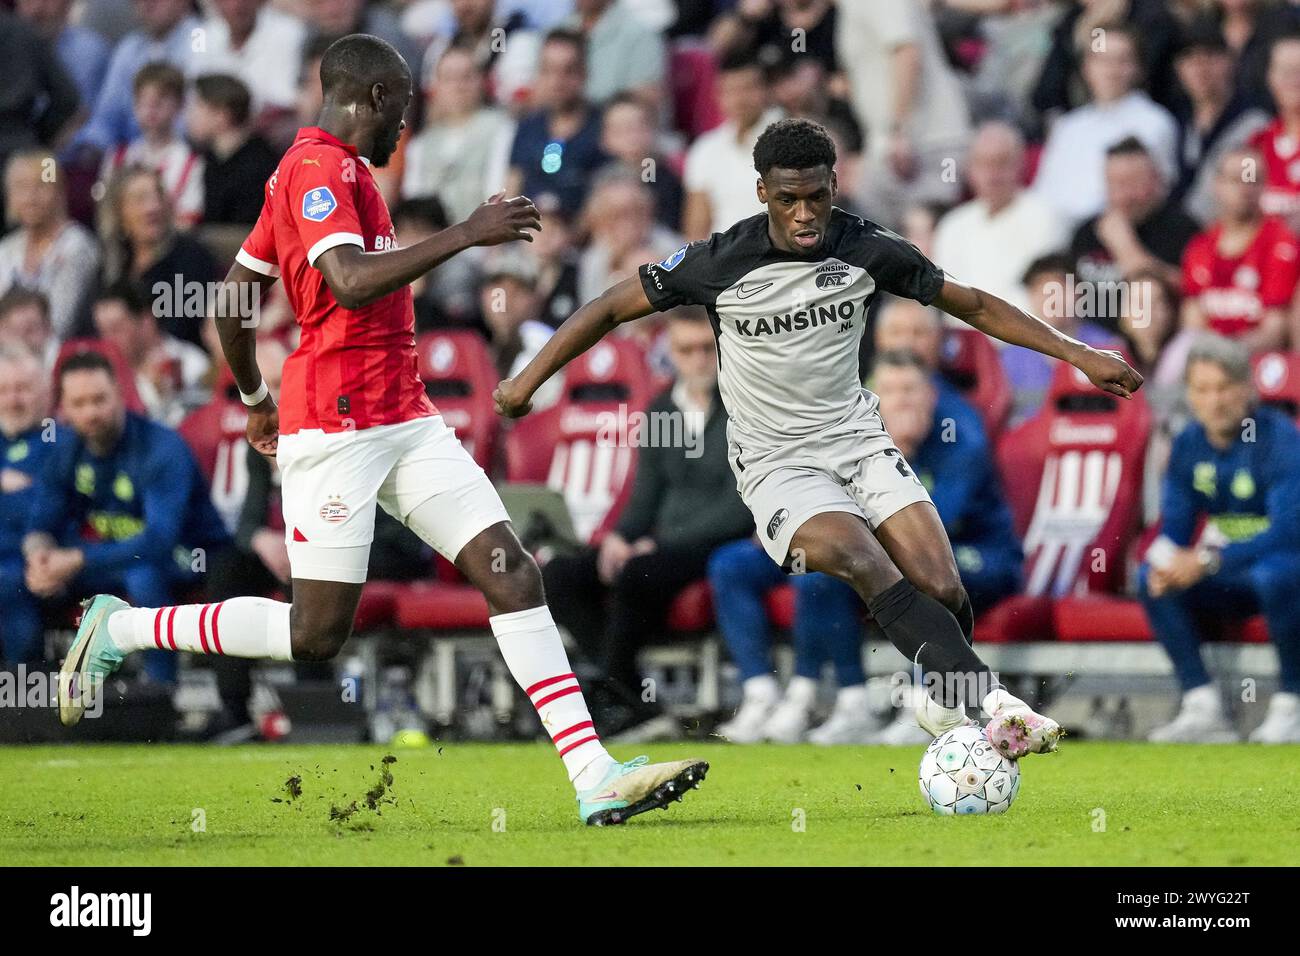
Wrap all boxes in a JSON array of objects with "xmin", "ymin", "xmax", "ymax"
[
  {"xmin": 732, "ymin": 410, "xmax": 933, "ymax": 566},
  {"xmin": 276, "ymin": 415, "xmax": 509, "ymax": 583}
]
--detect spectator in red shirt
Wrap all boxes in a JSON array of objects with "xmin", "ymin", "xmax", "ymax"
[
  {"xmin": 1248, "ymin": 32, "xmax": 1300, "ymax": 231},
  {"xmin": 1181, "ymin": 145, "xmax": 1300, "ymax": 353}
]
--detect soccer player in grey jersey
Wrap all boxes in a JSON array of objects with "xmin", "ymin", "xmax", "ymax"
[{"xmin": 495, "ymin": 119, "xmax": 1144, "ymax": 757}]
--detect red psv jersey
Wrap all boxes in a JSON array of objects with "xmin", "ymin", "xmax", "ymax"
[
  {"xmin": 236, "ymin": 127, "xmax": 437, "ymax": 434},
  {"xmin": 1182, "ymin": 216, "xmax": 1300, "ymax": 338},
  {"xmin": 1248, "ymin": 121, "xmax": 1300, "ymax": 223}
]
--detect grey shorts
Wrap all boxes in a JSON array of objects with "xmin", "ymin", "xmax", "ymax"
[{"xmin": 731, "ymin": 411, "xmax": 934, "ymax": 566}]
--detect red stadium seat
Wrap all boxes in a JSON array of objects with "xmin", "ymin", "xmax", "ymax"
[
  {"xmin": 764, "ymin": 583, "xmax": 797, "ymax": 632},
  {"xmin": 52, "ymin": 338, "xmax": 145, "ymax": 414},
  {"xmin": 350, "ymin": 580, "xmax": 405, "ymax": 632},
  {"xmin": 941, "ymin": 328, "xmax": 1013, "ymax": 440},
  {"xmin": 1053, "ymin": 594, "xmax": 1152, "ymax": 642},
  {"xmin": 665, "ymin": 579, "xmax": 714, "ymax": 633},
  {"xmin": 507, "ymin": 339, "xmax": 656, "ymax": 543},
  {"xmin": 392, "ymin": 581, "xmax": 491, "ymax": 630},
  {"xmin": 1251, "ymin": 351, "xmax": 1300, "ymax": 422},
  {"xmin": 505, "ymin": 404, "xmax": 562, "ymax": 482},
  {"xmin": 416, "ymin": 330, "xmax": 499, "ymax": 471},
  {"xmin": 1053, "ymin": 595, "xmax": 1271, "ymax": 644},
  {"xmin": 984, "ymin": 359, "xmax": 1152, "ymax": 641}
]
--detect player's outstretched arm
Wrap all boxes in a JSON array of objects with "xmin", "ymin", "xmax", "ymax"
[
  {"xmin": 933, "ymin": 277, "xmax": 1144, "ymax": 399},
  {"xmin": 494, "ymin": 276, "xmax": 657, "ymax": 418},
  {"xmin": 213, "ymin": 260, "xmax": 281, "ymax": 458},
  {"xmin": 316, "ymin": 194, "xmax": 541, "ymax": 310}
]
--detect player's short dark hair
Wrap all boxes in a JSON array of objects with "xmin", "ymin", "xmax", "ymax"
[
  {"xmin": 542, "ymin": 27, "xmax": 586, "ymax": 64},
  {"xmin": 1021, "ymin": 252, "xmax": 1073, "ymax": 286},
  {"xmin": 133, "ymin": 61, "xmax": 186, "ymax": 101},
  {"xmin": 59, "ymin": 349, "xmax": 117, "ymax": 382},
  {"xmin": 95, "ymin": 281, "xmax": 151, "ymax": 318},
  {"xmin": 320, "ymin": 33, "xmax": 411, "ymax": 102},
  {"xmin": 1106, "ymin": 136, "xmax": 1151, "ymax": 161},
  {"xmin": 193, "ymin": 73, "xmax": 253, "ymax": 127},
  {"xmin": 753, "ymin": 118, "xmax": 837, "ymax": 178},
  {"xmin": 0, "ymin": 286, "xmax": 51, "ymax": 325}
]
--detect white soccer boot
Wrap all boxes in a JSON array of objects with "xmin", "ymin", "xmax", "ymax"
[
  {"xmin": 1248, "ymin": 692, "xmax": 1300, "ymax": 744},
  {"xmin": 762, "ymin": 676, "xmax": 817, "ymax": 743},
  {"xmin": 715, "ymin": 676, "xmax": 780, "ymax": 744},
  {"xmin": 1148, "ymin": 685, "xmax": 1239, "ymax": 743},
  {"xmin": 808, "ymin": 685, "xmax": 882, "ymax": 745},
  {"xmin": 982, "ymin": 687, "xmax": 1063, "ymax": 758}
]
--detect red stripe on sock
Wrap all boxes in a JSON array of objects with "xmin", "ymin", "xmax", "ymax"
[
  {"xmin": 198, "ymin": 604, "xmax": 210, "ymax": 654},
  {"xmin": 533, "ymin": 685, "xmax": 581, "ymax": 710},
  {"xmin": 557, "ymin": 734, "xmax": 601, "ymax": 757},
  {"xmin": 211, "ymin": 602, "xmax": 224, "ymax": 654},
  {"xmin": 525, "ymin": 672, "xmax": 576, "ymax": 697},
  {"xmin": 153, "ymin": 608, "xmax": 164, "ymax": 649},
  {"xmin": 551, "ymin": 719, "xmax": 593, "ymax": 742},
  {"xmin": 165, "ymin": 607, "xmax": 178, "ymax": 651}
]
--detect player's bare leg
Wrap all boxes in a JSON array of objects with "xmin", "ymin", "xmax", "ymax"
[
  {"xmin": 285, "ymin": 579, "xmax": 365, "ymax": 660},
  {"xmin": 790, "ymin": 509, "xmax": 1059, "ymax": 757},
  {"xmin": 451, "ymin": 520, "xmax": 707, "ymax": 824}
]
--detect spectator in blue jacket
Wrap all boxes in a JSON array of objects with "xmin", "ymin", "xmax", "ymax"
[
  {"xmin": 22, "ymin": 351, "xmax": 230, "ymax": 683},
  {"xmin": 713, "ymin": 350, "xmax": 1021, "ymax": 745},
  {"xmin": 1140, "ymin": 334, "xmax": 1300, "ymax": 744},
  {"xmin": 0, "ymin": 347, "xmax": 54, "ymax": 665}
]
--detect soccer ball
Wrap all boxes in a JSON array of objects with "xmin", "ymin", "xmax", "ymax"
[{"xmin": 918, "ymin": 725, "xmax": 1020, "ymax": 815}]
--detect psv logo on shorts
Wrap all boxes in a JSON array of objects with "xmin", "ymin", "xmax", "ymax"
[
  {"xmin": 319, "ymin": 498, "xmax": 350, "ymax": 523},
  {"xmin": 302, "ymin": 187, "xmax": 338, "ymax": 222}
]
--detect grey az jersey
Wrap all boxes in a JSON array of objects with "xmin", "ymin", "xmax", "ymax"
[{"xmin": 638, "ymin": 207, "xmax": 945, "ymax": 460}]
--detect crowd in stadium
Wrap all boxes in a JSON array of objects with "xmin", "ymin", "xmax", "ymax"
[{"xmin": 3, "ymin": 0, "xmax": 1300, "ymax": 746}]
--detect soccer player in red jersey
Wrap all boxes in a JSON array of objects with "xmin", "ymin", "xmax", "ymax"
[
  {"xmin": 1182, "ymin": 147, "xmax": 1300, "ymax": 352},
  {"xmin": 59, "ymin": 34, "xmax": 706, "ymax": 826}
]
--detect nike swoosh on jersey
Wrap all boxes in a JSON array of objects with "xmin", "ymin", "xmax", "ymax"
[{"xmin": 734, "ymin": 281, "xmax": 774, "ymax": 299}]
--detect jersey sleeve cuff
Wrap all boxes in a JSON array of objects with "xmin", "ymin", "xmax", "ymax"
[
  {"xmin": 307, "ymin": 232, "xmax": 365, "ymax": 267},
  {"xmin": 916, "ymin": 265, "xmax": 946, "ymax": 306},
  {"xmin": 637, "ymin": 263, "xmax": 677, "ymax": 312},
  {"xmin": 235, "ymin": 248, "xmax": 281, "ymax": 278}
]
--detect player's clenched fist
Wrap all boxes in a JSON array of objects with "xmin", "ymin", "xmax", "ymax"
[
  {"xmin": 1074, "ymin": 347, "xmax": 1144, "ymax": 399},
  {"xmin": 493, "ymin": 378, "xmax": 533, "ymax": 419},
  {"xmin": 466, "ymin": 192, "xmax": 542, "ymax": 246},
  {"xmin": 246, "ymin": 398, "xmax": 280, "ymax": 460}
]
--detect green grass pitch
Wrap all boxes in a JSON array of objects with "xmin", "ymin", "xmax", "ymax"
[{"xmin": 1, "ymin": 742, "xmax": 1295, "ymax": 866}]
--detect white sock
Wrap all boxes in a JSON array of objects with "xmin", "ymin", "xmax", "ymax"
[
  {"xmin": 106, "ymin": 597, "xmax": 293, "ymax": 660},
  {"xmin": 489, "ymin": 605, "xmax": 615, "ymax": 788}
]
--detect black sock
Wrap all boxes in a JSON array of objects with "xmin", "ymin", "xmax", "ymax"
[
  {"xmin": 867, "ymin": 579, "xmax": 991, "ymax": 708},
  {"xmin": 955, "ymin": 591, "xmax": 974, "ymax": 646}
]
